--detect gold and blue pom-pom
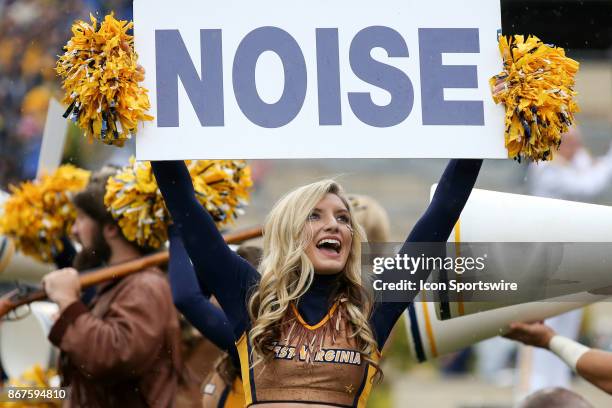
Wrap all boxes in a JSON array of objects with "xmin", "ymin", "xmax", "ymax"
[
  {"xmin": 104, "ymin": 158, "xmax": 167, "ymax": 248},
  {"xmin": 0, "ymin": 165, "xmax": 91, "ymax": 263},
  {"xmin": 104, "ymin": 159, "xmax": 252, "ymax": 249},
  {"xmin": 56, "ymin": 13, "xmax": 153, "ymax": 147},
  {"xmin": 187, "ymin": 160, "xmax": 253, "ymax": 225},
  {"xmin": 490, "ymin": 35, "xmax": 580, "ymax": 163}
]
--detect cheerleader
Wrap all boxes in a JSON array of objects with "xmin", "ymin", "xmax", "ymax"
[{"xmin": 152, "ymin": 158, "xmax": 481, "ymax": 407}]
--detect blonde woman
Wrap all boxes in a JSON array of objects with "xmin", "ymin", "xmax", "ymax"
[{"xmin": 152, "ymin": 159, "xmax": 482, "ymax": 407}]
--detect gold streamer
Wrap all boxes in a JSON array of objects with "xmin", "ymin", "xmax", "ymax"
[
  {"xmin": 490, "ymin": 35, "xmax": 580, "ymax": 162},
  {"xmin": 56, "ymin": 13, "xmax": 153, "ymax": 146},
  {"xmin": 104, "ymin": 159, "xmax": 252, "ymax": 248},
  {"xmin": 0, "ymin": 165, "xmax": 90, "ymax": 263}
]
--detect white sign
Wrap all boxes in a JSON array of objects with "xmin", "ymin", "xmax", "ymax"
[
  {"xmin": 134, "ymin": 0, "xmax": 505, "ymax": 159},
  {"xmin": 38, "ymin": 98, "xmax": 69, "ymax": 177}
]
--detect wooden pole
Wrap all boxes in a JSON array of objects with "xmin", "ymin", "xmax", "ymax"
[{"xmin": 0, "ymin": 226, "xmax": 262, "ymax": 319}]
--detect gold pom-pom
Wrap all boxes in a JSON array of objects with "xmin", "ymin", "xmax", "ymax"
[
  {"xmin": 104, "ymin": 158, "xmax": 167, "ymax": 249},
  {"xmin": 490, "ymin": 35, "xmax": 580, "ymax": 162},
  {"xmin": 56, "ymin": 13, "xmax": 153, "ymax": 147},
  {"xmin": 0, "ymin": 165, "xmax": 91, "ymax": 263},
  {"xmin": 187, "ymin": 160, "xmax": 252, "ymax": 225},
  {"xmin": 104, "ymin": 159, "xmax": 252, "ymax": 248}
]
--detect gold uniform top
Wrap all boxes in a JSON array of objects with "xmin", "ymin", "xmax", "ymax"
[{"xmin": 236, "ymin": 303, "xmax": 379, "ymax": 407}]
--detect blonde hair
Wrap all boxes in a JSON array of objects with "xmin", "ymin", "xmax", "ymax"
[{"xmin": 247, "ymin": 179, "xmax": 381, "ymax": 379}]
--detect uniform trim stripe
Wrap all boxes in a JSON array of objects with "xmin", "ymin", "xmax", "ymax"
[
  {"xmin": 291, "ymin": 302, "xmax": 339, "ymax": 330},
  {"xmin": 218, "ymin": 384, "xmax": 230, "ymax": 408},
  {"xmin": 236, "ymin": 333, "xmax": 254, "ymax": 405},
  {"xmin": 421, "ymin": 300, "xmax": 438, "ymax": 358},
  {"xmin": 225, "ymin": 377, "xmax": 246, "ymax": 407},
  {"xmin": 407, "ymin": 303, "xmax": 426, "ymax": 362},
  {"xmin": 246, "ymin": 335, "xmax": 257, "ymax": 402},
  {"xmin": 454, "ymin": 219, "xmax": 465, "ymax": 316},
  {"xmin": 247, "ymin": 401, "xmax": 352, "ymax": 407},
  {"xmin": 353, "ymin": 361, "xmax": 369, "ymax": 407},
  {"xmin": 355, "ymin": 352, "xmax": 379, "ymax": 408},
  {"xmin": 438, "ymin": 266, "xmax": 451, "ymax": 320}
]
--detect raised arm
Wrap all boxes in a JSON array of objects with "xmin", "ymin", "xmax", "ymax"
[
  {"xmin": 371, "ymin": 159, "xmax": 483, "ymax": 347},
  {"xmin": 168, "ymin": 225, "xmax": 237, "ymax": 361},
  {"xmin": 151, "ymin": 161, "xmax": 258, "ymax": 336},
  {"xmin": 505, "ymin": 321, "xmax": 612, "ymax": 395},
  {"xmin": 168, "ymin": 225, "xmax": 211, "ymax": 297},
  {"xmin": 405, "ymin": 159, "xmax": 482, "ymax": 242},
  {"xmin": 576, "ymin": 350, "xmax": 612, "ymax": 394}
]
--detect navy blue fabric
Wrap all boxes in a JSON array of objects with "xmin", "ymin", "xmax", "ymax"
[
  {"xmin": 53, "ymin": 236, "xmax": 76, "ymax": 269},
  {"xmin": 153, "ymin": 161, "xmax": 258, "ymax": 337},
  {"xmin": 168, "ymin": 225, "xmax": 239, "ymax": 364},
  {"xmin": 297, "ymin": 273, "xmax": 342, "ymax": 325},
  {"xmin": 152, "ymin": 159, "xmax": 482, "ymax": 349},
  {"xmin": 370, "ymin": 158, "xmax": 482, "ymax": 347}
]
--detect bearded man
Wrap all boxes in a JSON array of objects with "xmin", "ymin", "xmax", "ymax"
[{"xmin": 42, "ymin": 167, "xmax": 183, "ymax": 407}]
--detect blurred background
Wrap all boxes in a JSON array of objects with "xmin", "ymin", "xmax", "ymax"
[{"xmin": 0, "ymin": 0, "xmax": 611, "ymax": 406}]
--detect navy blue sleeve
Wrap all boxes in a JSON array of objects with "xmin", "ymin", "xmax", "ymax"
[
  {"xmin": 167, "ymin": 224, "xmax": 212, "ymax": 298},
  {"xmin": 168, "ymin": 226, "xmax": 238, "ymax": 361},
  {"xmin": 370, "ymin": 159, "xmax": 483, "ymax": 348},
  {"xmin": 53, "ymin": 236, "xmax": 76, "ymax": 269},
  {"xmin": 152, "ymin": 160, "xmax": 259, "ymax": 337}
]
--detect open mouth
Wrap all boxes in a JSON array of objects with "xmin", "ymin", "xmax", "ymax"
[{"xmin": 316, "ymin": 238, "xmax": 341, "ymax": 254}]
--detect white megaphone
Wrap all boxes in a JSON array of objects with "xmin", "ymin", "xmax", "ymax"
[
  {"xmin": 0, "ymin": 190, "xmax": 54, "ymax": 282},
  {"xmin": 435, "ymin": 187, "xmax": 612, "ymax": 319},
  {"xmin": 0, "ymin": 301, "xmax": 59, "ymax": 378},
  {"xmin": 401, "ymin": 187, "xmax": 612, "ymax": 362},
  {"xmin": 404, "ymin": 291, "xmax": 609, "ymax": 363}
]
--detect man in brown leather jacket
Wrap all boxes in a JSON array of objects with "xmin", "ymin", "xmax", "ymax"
[{"xmin": 42, "ymin": 167, "xmax": 183, "ymax": 407}]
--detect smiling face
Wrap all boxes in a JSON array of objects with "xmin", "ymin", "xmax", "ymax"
[{"xmin": 303, "ymin": 193, "xmax": 353, "ymax": 275}]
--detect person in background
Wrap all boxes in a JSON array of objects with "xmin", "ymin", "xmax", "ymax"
[
  {"xmin": 507, "ymin": 321, "xmax": 612, "ymax": 396},
  {"xmin": 517, "ymin": 387, "xmax": 594, "ymax": 408},
  {"xmin": 347, "ymin": 194, "xmax": 391, "ymax": 243},
  {"xmin": 528, "ymin": 126, "xmax": 612, "ymax": 200},
  {"xmin": 519, "ymin": 126, "xmax": 612, "ymax": 395},
  {"xmin": 41, "ymin": 167, "xmax": 183, "ymax": 407}
]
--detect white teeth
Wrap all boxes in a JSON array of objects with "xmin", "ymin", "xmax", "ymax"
[{"xmin": 317, "ymin": 238, "xmax": 340, "ymax": 247}]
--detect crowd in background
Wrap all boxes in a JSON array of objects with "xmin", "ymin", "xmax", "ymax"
[
  {"xmin": 0, "ymin": 0, "xmax": 131, "ymax": 188},
  {"xmin": 0, "ymin": 1, "xmax": 611, "ymax": 407}
]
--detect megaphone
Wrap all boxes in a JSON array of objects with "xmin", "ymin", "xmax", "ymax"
[
  {"xmin": 401, "ymin": 187, "xmax": 612, "ymax": 363},
  {"xmin": 436, "ymin": 187, "xmax": 612, "ymax": 319},
  {"xmin": 0, "ymin": 190, "xmax": 54, "ymax": 282},
  {"xmin": 446, "ymin": 187, "xmax": 612, "ymax": 242},
  {"xmin": 404, "ymin": 292, "xmax": 609, "ymax": 363},
  {"xmin": 0, "ymin": 301, "xmax": 59, "ymax": 378}
]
